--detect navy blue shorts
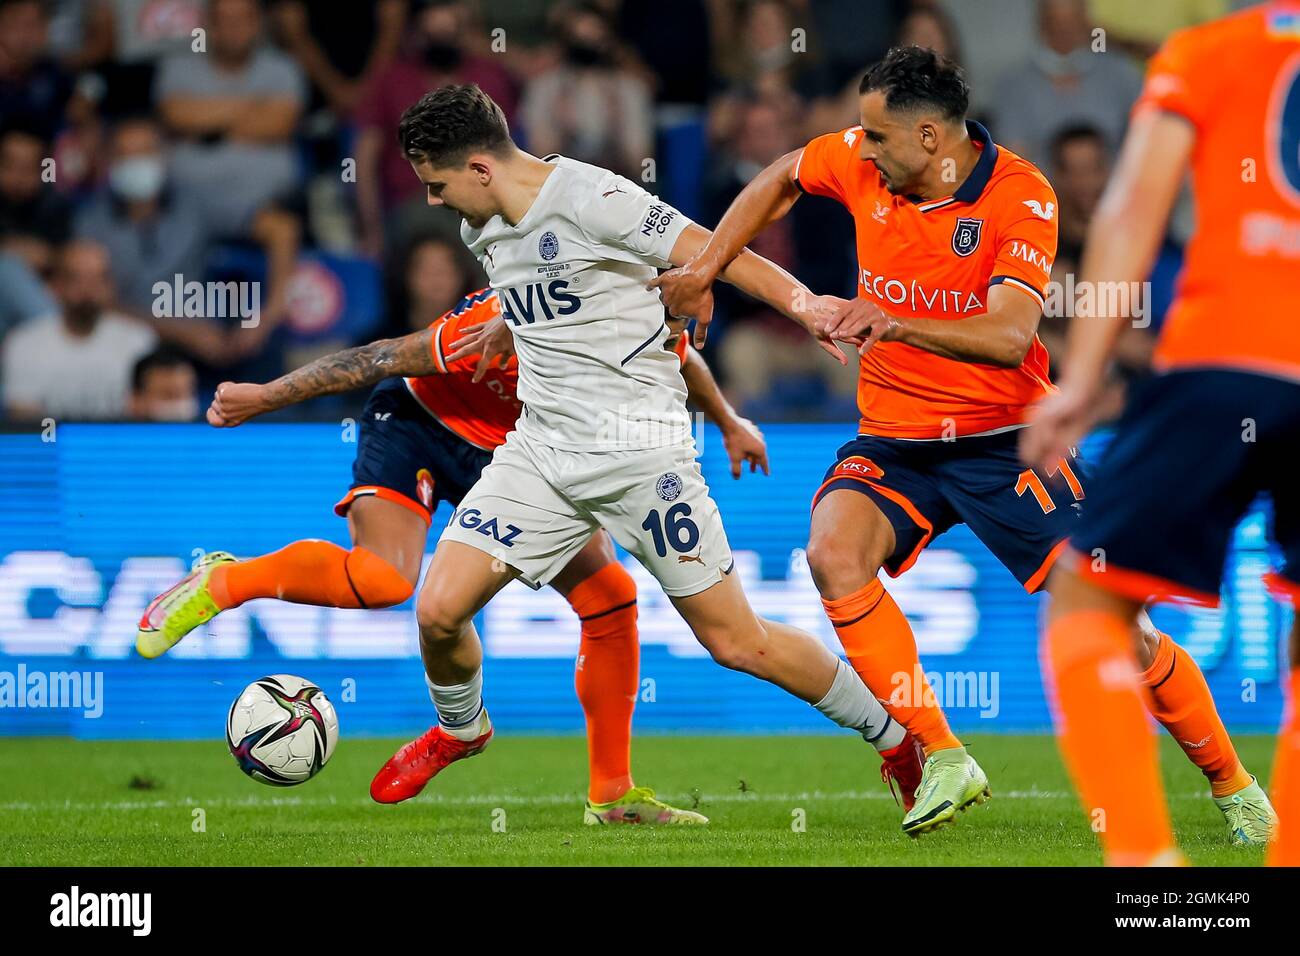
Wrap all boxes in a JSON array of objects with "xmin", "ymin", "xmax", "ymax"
[
  {"xmin": 334, "ymin": 378, "xmax": 495, "ymax": 525},
  {"xmin": 1069, "ymin": 369, "xmax": 1300, "ymax": 606},
  {"xmin": 813, "ymin": 429, "xmax": 1087, "ymax": 592}
]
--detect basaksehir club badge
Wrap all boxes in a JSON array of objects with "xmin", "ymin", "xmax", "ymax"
[{"xmin": 951, "ymin": 217, "xmax": 983, "ymax": 257}]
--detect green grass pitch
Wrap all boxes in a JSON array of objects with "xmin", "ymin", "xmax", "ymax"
[{"xmin": 0, "ymin": 733, "xmax": 1276, "ymax": 866}]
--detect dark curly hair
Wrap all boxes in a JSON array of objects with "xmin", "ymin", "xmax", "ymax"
[
  {"xmin": 397, "ymin": 83, "xmax": 513, "ymax": 167},
  {"xmin": 859, "ymin": 46, "xmax": 969, "ymax": 122}
]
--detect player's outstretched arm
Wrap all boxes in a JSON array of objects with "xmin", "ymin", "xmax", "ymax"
[
  {"xmin": 649, "ymin": 149, "xmax": 804, "ymax": 341},
  {"xmin": 1021, "ymin": 110, "xmax": 1193, "ymax": 471},
  {"xmin": 206, "ymin": 329, "xmax": 437, "ymax": 426},
  {"xmin": 679, "ymin": 341, "xmax": 769, "ymax": 478},
  {"xmin": 656, "ymin": 221, "xmax": 848, "ymax": 364},
  {"xmin": 820, "ymin": 284, "xmax": 1044, "ymax": 368}
]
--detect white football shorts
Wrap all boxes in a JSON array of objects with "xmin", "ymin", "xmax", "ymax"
[{"xmin": 437, "ymin": 427, "xmax": 733, "ymax": 597}]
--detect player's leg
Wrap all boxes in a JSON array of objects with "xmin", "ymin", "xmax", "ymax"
[
  {"xmin": 1264, "ymin": 453, "xmax": 1300, "ymax": 865},
  {"xmin": 805, "ymin": 445, "xmax": 980, "ymax": 834},
  {"xmin": 372, "ymin": 429, "xmax": 602, "ymax": 803},
  {"xmin": 1129, "ymin": 608, "xmax": 1268, "ymax": 841},
  {"xmin": 216, "ymin": 494, "xmax": 422, "ymax": 611},
  {"xmin": 550, "ymin": 531, "xmax": 707, "ymax": 824},
  {"xmin": 807, "ymin": 488, "xmax": 963, "ymax": 756},
  {"xmin": 1043, "ymin": 565, "xmax": 1180, "ymax": 865},
  {"xmin": 1037, "ymin": 369, "xmax": 1283, "ymax": 862},
  {"xmin": 595, "ymin": 447, "xmax": 903, "ymax": 753},
  {"xmin": 136, "ymin": 380, "xmax": 432, "ymax": 658},
  {"xmin": 1267, "ymin": 614, "xmax": 1300, "ymax": 866},
  {"xmin": 550, "ymin": 532, "xmax": 639, "ymax": 805},
  {"xmin": 370, "ymin": 538, "xmax": 516, "ymax": 803}
]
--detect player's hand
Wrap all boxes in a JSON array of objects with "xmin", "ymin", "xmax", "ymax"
[
  {"xmin": 647, "ymin": 257, "xmax": 717, "ymax": 348},
  {"xmin": 446, "ymin": 314, "xmax": 515, "ymax": 383},
  {"xmin": 818, "ymin": 298, "xmax": 900, "ymax": 354},
  {"xmin": 207, "ymin": 382, "xmax": 269, "ymax": 427},
  {"xmin": 1020, "ymin": 384, "xmax": 1095, "ymax": 473},
  {"xmin": 721, "ymin": 417, "xmax": 770, "ymax": 479},
  {"xmin": 798, "ymin": 293, "xmax": 856, "ymax": 365}
]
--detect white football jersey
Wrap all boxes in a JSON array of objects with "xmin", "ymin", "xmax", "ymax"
[{"xmin": 460, "ymin": 156, "xmax": 694, "ymax": 451}]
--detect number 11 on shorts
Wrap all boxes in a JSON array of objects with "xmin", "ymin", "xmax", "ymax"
[{"xmin": 1016, "ymin": 457, "xmax": 1085, "ymax": 515}]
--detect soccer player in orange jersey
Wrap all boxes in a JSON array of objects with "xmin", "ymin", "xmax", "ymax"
[
  {"xmin": 1023, "ymin": 1, "xmax": 1300, "ymax": 865},
  {"xmin": 652, "ymin": 45, "xmax": 1270, "ymax": 839},
  {"xmin": 134, "ymin": 288, "xmax": 841, "ymax": 825}
]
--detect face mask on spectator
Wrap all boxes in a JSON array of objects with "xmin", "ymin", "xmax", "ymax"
[
  {"xmin": 423, "ymin": 39, "xmax": 463, "ymax": 71},
  {"xmin": 109, "ymin": 156, "xmax": 166, "ymax": 201},
  {"xmin": 1033, "ymin": 46, "xmax": 1093, "ymax": 78},
  {"xmin": 147, "ymin": 397, "xmax": 200, "ymax": 422},
  {"xmin": 565, "ymin": 41, "xmax": 607, "ymax": 68}
]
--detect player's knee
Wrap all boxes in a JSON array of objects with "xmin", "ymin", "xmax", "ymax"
[
  {"xmin": 347, "ymin": 547, "xmax": 415, "ymax": 608},
  {"xmin": 696, "ymin": 623, "xmax": 765, "ymax": 675},
  {"xmin": 565, "ymin": 561, "xmax": 638, "ymax": 622},
  {"xmin": 415, "ymin": 589, "xmax": 469, "ymax": 645},
  {"xmin": 805, "ymin": 532, "xmax": 872, "ymax": 596}
]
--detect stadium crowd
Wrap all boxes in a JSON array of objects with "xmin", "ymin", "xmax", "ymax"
[{"xmin": 0, "ymin": 0, "xmax": 1244, "ymax": 424}]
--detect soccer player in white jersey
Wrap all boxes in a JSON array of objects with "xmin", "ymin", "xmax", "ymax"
[{"xmin": 369, "ymin": 84, "xmax": 925, "ymax": 814}]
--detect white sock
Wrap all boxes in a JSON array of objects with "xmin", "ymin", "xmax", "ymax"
[
  {"xmin": 427, "ymin": 670, "xmax": 489, "ymax": 741},
  {"xmin": 813, "ymin": 658, "xmax": 905, "ymax": 751}
]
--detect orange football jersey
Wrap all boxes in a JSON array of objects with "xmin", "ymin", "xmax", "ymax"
[
  {"xmin": 1136, "ymin": 2, "xmax": 1300, "ymax": 379},
  {"xmin": 795, "ymin": 121, "xmax": 1058, "ymax": 439},
  {"xmin": 405, "ymin": 289, "xmax": 690, "ymax": 450},
  {"xmin": 405, "ymin": 289, "xmax": 522, "ymax": 451}
]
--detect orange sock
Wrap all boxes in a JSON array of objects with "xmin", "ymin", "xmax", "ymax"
[
  {"xmin": 1141, "ymin": 630, "xmax": 1252, "ymax": 797},
  {"xmin": 567, "ymin": 563, "xmax": 639, "ymax": 804},
  {"xmin": 208, "ymin": 540, "xmax": 413, "ymax": 610},
  {"xmin": 1046, "ymin": 609, "xmax": 1176, "ymax": 865},
  {"xmin": 1268, "ymin": 668, "xmax": 1300, "ymax": 867},
  {"xmin": 822, "ymin": 579, "xmax": 962, "ymax": 755}
]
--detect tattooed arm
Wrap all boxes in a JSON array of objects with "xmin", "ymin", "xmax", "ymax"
[{"xmin": 207, "ymin": 329, "xmax": 436, "ymax": 427}]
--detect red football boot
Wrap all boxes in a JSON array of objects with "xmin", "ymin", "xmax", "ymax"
[
  {"xmin": 370, "ymin": 722, "xmax": 493, "ymax": 804},
  {"xmin": 878, "ymin": 732, "xmax": 925, "ymax": 811}
]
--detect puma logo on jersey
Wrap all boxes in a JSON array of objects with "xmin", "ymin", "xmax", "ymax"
[
  {"xmin": 1022, "ymin": 199, "xmax": 1055, "ymax": 220},
  {"xmin": 678, "ymin": 549, "xmax": 705, "ymax": 565},
  {"xmin": 602, "ymin": 186, "xmax": 626, "ymax": 197},
  {"xmin": 1180, "ymin": 734, "xmax": 1212, "ymax": 749}
]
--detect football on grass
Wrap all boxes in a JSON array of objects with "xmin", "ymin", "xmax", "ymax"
[{"xmin": 226, "ymin": 674, "xmax": 339, "ymax": 786}]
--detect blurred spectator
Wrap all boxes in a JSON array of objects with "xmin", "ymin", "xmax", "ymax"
[
  {"xmin": 154, "ymin": 0, "xmax": 305, "ymax": 243},
  {"xmin": 75, "ymin": 115, "xmax": 295, "ymax": 366},
  {"xmin": 383, "ymin": 235, "xmax": 479, "ymax": 340},
  {"xmin": 990, "ymin": 0, "xmax": 1141, "ymax": 168},
  {"xmin": 0, "ymin": 0, "xmax": 74, "ymax": 140},
  {"xmin": 353, "ymin": 0, "xmax": 519, "ymax": 257},
  {"xmin": 0, "ymin": 250, "xmax": 56, "ymax": 341},
  {"xmin": 707, "ymin": 97, "xmax": 857, "ymax": 411},
  {"xmin": 714, "ymin": 0, "xmax": 827, "ymax": 97},
  {"xmin": 520, "ymin": 2, "xmax": 652, "ymax": 179},
  {"xmin": 0, "ymin": 121, "xmax": 73, "ymax": 276},
  {"xmin": 807, "ymin": 5, "xmax": 968, "ymax": 136},
  {"xmin": 936, "ymin": 0, "xmax": 1035, "ymax": 116},
  {"xmin": 129, "ymin": 344, "xmax": 199, "ymax": 421},
  {"xmin": 1049, "ymin": 124, "xmax": 1109, "ymax": 268},
  {"xmin": 2, "ymin": 240, "xmax": 157, "ymax": 420},
  {"xmin": 271, "ymin": 0, "xmax": 405, "ymax": 117},
  {"xmin": 71, "ymin": 0, "xmax": 206, "ymax": 117},
  {"xmin": 617, "ymin": 0, "xmax": 714, "ymax": 108},
  {"xmin": 806, "ymin": 0, "xmax": 903, "ymax": 95},
  {"xmin": 1089, "ymin": 0, "xmax": 1228, "ymax": 60}
]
